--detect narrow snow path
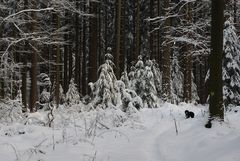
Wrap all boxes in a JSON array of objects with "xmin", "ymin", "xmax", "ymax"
[
  {"xmin": 92, "ymin": 107, "xmax": 240, "ymax": 161},
  {"xmin": 94, "ymin": 109, "xmax": 178, "ymax": 161}
]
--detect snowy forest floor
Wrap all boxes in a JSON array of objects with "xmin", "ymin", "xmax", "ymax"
[{"xmin": 0, "ymin": 103, "xmax": 240, "ymax": 161}]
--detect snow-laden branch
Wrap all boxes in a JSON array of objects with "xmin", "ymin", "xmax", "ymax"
[{"xmin": 1, "ymin": 8, "xmax": 54, "ymax": 24}]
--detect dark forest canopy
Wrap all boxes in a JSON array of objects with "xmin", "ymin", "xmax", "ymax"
[{"xmin": 0, "ymin": 0, "xmax": 239, "ymax": 118}]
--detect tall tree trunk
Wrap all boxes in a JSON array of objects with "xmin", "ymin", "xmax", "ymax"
[
  {"xmin": 98, "ymin": 4, "xmax": 103, "ymax": 67},
  {"xmin": 88, "ymin": 1, "xmax": 98, "ymax": 90},
  {"xmin": 75, "ymin": 0, "xmax": 81, "ymax": 92},
  {"xmin": 149, "ymin": 0, "xmax": 154, "ymax": 59},
  {"xmin": 0, "ymin": 21, "xmax": 4, "ymax": 99},
  {"xmin": 233, "ymin": 0, "xmax": 237, "ymax": 24},
  {"xmin": 119, "ymin": 0, "xmax": 125, "ymax": 76},
  {"xmin": 208, "ymin": 0, "xmax": 224, "ymax": 121},
  {"xmin": 162, "ymin": 0, "xmax": 172, "ymax": 102},
  {"xmin": 115, "ymin": 0, "xmax": 122, "ymax": 78},
  {"xmin": 21, "ymin": 0, "xmax": 28, "ymax": 112},
  {"xmin": 54, "ymin": 14, "xmax": 61, "ymax": 107},
  {"xmin": 63, "ymin": 11, "xmax": 69, "ymax": 94},
  {"xmin": 183, "ymin": 3, "xmax": 193, "ymax": 103},
  {"xmin": 104, "ymin": 0, "xmax": 108, "ymax": 54},
  {"xmin": 69, "ymin": 34, "xmax": 73, "ymax": 82},
  {"xmin": 22, "ymin": 54, "xmax": 28, "ymax": 111},
  {"xmin": 135, "ymin": 0, "xmax": 140, "ymax": 60},
  {"xmin": 82, "ymin": 2, "xmax": 87, "ymax": 95},
  {"xmin": 29, "ymin": 0, "xmax": 38, "ymax": 112}
]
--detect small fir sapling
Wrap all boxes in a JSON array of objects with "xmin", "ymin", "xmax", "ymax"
[
  {"xmin": 89, "ymin": 49, "xmax": 118, "ymax": 109},
  {"xmin": 191, "ymin": 74, "xmax": 199, "ymax": 103},
  {"xmin": 150, "ymin": 60, "xmax": 162, "ymax": 97},
  {"xmin": 40, "ymin": 89, "xmax": 51, "ymax": 104},
  {"xmin": 171, "ymin": 55, "xmax": 184, "ymax": 104},
  {"xmin": 128, "ymin": 57, "xmax": 158, "ymax": 108},
  {"xmin": 38, "ymin": 73, "xmax": 52, "ymax": 109},
  {"xmin": 143, "ymin": 60, "xmax": 158, "ymax": 108},
  {"xmin": 38, "ymin": 73, "xmax": 52, "ymax": 90},
  {"xmin": 129, "ymin": 56, "xmax": 145, "ymax": 96},
  {"xmin": 115, "ymin": 80, "xmax": 143, "ymax": 113},
  {"xmin": 65, "ymin": 78, "xmax": 80, "ymax": 105}
]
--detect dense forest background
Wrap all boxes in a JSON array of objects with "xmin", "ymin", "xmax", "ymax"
[{"xmin": 0, "ymin": 0, "xmax": 239, "ymax": 114}]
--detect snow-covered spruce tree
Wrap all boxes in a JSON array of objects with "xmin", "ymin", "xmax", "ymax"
[
  {"xmin": 171, "ymin": 55, "xmax": 184, "ymax": 104},
  {"xmin": 148, "ymin": 60, "xmax": 162, "ymax": 98},
  {"xmin": 38, "ymin": 73, "xmax": 51, "ymax": 105},
  {"xmin": 115, "ymin": 80, "xmax": 143, "ymax": 114},
  {"xmin": 129, "ymin": 56, "xmax": 158, "ymax": 108},
  {"xmin": 65, "ymin": 78, "xmax": 80, "ymax": 105},
  {"xmin": 89, "ymin": 53, "xmax": 117, "ymax": 109},
  {"xmin": 40, "ymin": 89, "xmax": 51, "ymax": 104},
  {"xmin": 129, "ymin": 56, "xmax": 145, "ymax": 96},
  {"xmin": 223, "ymin": 17, "xmax": 240, "ymax": 106},
  {"xmin": 120, "ymin": 69, "xmax": 130, "ymax": 89},
  {"xmin": 191, "ymin": 73, "xmax": 199, "ymax": 103},
  {"xmin": 38, "ymin": 73, "xmax": 52, "ymax": 91},
  {"xmin": 143, "ymin": 60, "xmax": 158, "ymax": 108}
]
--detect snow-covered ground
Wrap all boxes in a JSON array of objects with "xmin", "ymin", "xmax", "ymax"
[{"xmin": 0, "ymin": 103, "xmax": 240, "ymax": 161}]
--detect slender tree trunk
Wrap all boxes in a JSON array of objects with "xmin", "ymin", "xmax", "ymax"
[
  {"xmin": 75, "ymin": 0, "xmax": 81, "ymax": 92},
  {"xmin": 63, "ymin": 11, "xmax": 69, "ymax": 94},
  {"xmin": 209, "ymin": 0, "xmax": 224, "ymax": 120},
  {"xmin": 98, "ymin": 4, "xmax": 102, "ymax": 67},
  {"xmin": 54, "ymin": 14, "xmax": 61, "ymax": 107},
  {"xmin": 162, "ymin": 0, "xmax": 171, "ymax": 102},
  {"xmin": 0, "ymin": 22, "xmax": 4, "ymax": 99},
  {"xmin": 115, "ymin": 0, "xmax": 122, "ymax": 78},
  {"xmin": 135, "ymin": 0, "xmax": 140, "ymax": 60},
  {"xmin": 119, "ymin": 0, "xmax": 125, "ymax": 76},
  {"xmin": 22, "ymin": 55, "xmax": 28, "ymax": 111},
  {"xmin": 88, "ymin": 1, "xmax": 98, "ymax": 89},
  {"xmin": 104, "ymin": 0, "xmax": 108, "ymax": 54},
  {"xmin": 149, "ymin": 0, "xmax": 154, "ymax": 59},
  {"xmin": 233, "ymin": 0, "xmax": 237, "ymax": 24},
  {"xmin": 21, "ymin": 0, "xmax": 28, "ymax": 112},
  {"xmin": 183, "ymin": 4, "xmax": 193, "ymax": 103},
  {"xmin": 69, "ymin": 34, "xmax": 73, "ymax": 82},
  {"xmin": 29, "ymin": 0, "xmax": 38, "ymax": 112},
  {"xmin": 82, "ymin": 2, "xmax": 87, "ymax": 95}
]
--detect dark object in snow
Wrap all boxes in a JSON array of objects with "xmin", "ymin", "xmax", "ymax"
[
  {"xmin": 185, "ymin": 110, "xmax": 195, "ymax": 118},
  {"xmin": 205, "ymin": 120, "xmax": 212, "ymax": 128},
  {"xmin": 18, "ymin": 131, "xmax": 25, "ymax": 135}
]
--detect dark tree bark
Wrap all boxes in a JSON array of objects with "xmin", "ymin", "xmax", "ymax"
[
  {"xmin": 21, "ymin": 0, "xmax": 28, "ymax": 112},
  {"xmin": 0, "ymin": 21, "xmax": 4, "ymax": 99},
  {"xmin": 115, "ymin": 0, "xmax": 123, "ymax": 78},
  {"xmin": 119, "ymin": 0, "xmax": 125, "ymax": 75},
  {"xmin": 208, "ymin": 0, "xmax": 224, "ymax": 121},
  {"xmin": 183, "ymin": 4, "xmax": 193, "ymax": 103},
  {"xmin": 149, "ymin": 0, "xmax": 161, "ymax": 63},
  {"xmin": 69, "ymin": 35, "xmax": 73, "ymax": 82},
  {"xmin": 233, "ymin": 0, "xmax": 237, "ymax": 24},
  {"xmin": 22, "ymin": 54, "xmax": 28, "ymax": 111},
  {"xmin": 75, "ymin": 0, "xmax": 81, "ymax": 92},
  {"xmin": 162, "ymin": 0, "xmax": 172, "ymax": 102},
  {"xmin": 134, "ymin": 0, "xmax": 140, "ymax": 60},
  {"xmin": 88, "ymin": 1, "xmax": 98, "ymax": 89},
  {"xmin": 63, "ymin": 11, "xmax": 69, "ymax": 94},
  {"xmin": 29, "ymin": 0, "xmax": 38, "ymax": 112},
  {"xmin": 82, "ymin": 2, "xmax": 87, "ymax": 95},
  {"xmin": 54, "ymin": 14, "xmax": 61, "ymax": 107}
]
